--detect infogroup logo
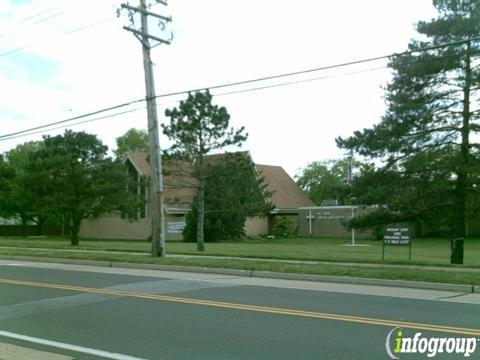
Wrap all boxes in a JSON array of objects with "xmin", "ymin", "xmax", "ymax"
[{"xmin": 385, "ymin": 328, "xmax": 479, "ymax": 359}]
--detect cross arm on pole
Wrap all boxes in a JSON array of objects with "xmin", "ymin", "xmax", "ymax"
[
  {"xmin": 121, "ymin": 3, "xmax": 172, "ymax": 22},
  {"xmin": 123, "ymin": 26, "xmax": 172, "ymax": 45}
]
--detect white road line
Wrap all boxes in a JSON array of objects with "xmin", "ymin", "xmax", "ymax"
[{"xmin": 0, "ymin": 330, "xmax": 147, "ymax": 360}]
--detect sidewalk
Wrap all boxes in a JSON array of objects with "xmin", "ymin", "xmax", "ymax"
[{"xmin": 0, "ymin": 343, "xmax": 73, "ymax": 360}]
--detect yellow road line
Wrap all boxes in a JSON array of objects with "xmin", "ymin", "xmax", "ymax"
[{"xmin": 1, "ymin": 277, "xmax": 479, "ymax": 337}]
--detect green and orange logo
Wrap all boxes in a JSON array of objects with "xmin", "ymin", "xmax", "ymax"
[{"xmin": 386, "ymin": 328, "xmax": 478, "ymax": 359}]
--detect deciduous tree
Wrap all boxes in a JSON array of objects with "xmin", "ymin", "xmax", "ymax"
[
  {"xmin": 114, "ymin": 128, "xmax": 149, "ymax": 158},
  {"xmin": 295, "ymin": 158, "xmax": 362, "ymax": 205},
  {"xmin": 28, "ymin": 130, "xmax": 135, "ymax": 245},
  {"xmin": 1, "ymin": 142, "xmax": 44, "ymax": 236}
]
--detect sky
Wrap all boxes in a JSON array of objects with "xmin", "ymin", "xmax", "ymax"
[{"xmin": 0, "ymin": 0, "xmax": 439, "ymax": 177}]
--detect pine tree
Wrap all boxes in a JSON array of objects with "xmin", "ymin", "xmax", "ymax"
[
  {"xmin": 163, "ymin": 91, "xmax": 247, "ymax": 251},
  {"xmin": 337, "ymin": 0, "xmax": 480, "ymax": 263}
]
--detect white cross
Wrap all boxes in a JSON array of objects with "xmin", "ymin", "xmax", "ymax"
[{"xmin": 306, "ymin": 210, "xmax": 315, "ymax": 236}]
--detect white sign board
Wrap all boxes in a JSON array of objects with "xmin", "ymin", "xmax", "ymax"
[{"xmin": 167, "ymin": 221, "xmax": 186, "ymax": 233}]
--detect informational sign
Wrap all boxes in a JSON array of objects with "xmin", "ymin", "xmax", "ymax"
[
  {"xmin": 167, "ymin": 221, "xmax": 186, "ymax": 233},
  {"xmin": 315, "ymin": 211, "xmax": 349, "ymax": 220},
  {"xmin": 384, "ymin": 227, "xmax": 410, "ymax": 245},
  {"xmin": 382, "ymin": 226, "xmax": 412, "ymax": 261}
]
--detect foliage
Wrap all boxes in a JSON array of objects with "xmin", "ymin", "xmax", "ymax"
[
  {"xmin": 271, "ymin": 216, "xmax": 298, "ymax": 238},
  {"xmin": 183, "ymin": 153, "xmax": 272, "ymax": 242},
  {"xmin": 163, "ymin": 91, "xmax": 247, "ymax": 160},
  {"xmin": 295, "ymin": 157, "xmax": 363, "ymax": 205},
  {"xmin": 0, "ymin": 154, "xmax": 15, "ymax": 217},
  {"xmin": 27, "ymin": 130, "xmax": 137, "ymax": 245},
  {"xmin": 114, "ymin": 128, "xmax": 149, "ymax": 158},
  {"xmin": 336, "ymin": 0, "xmax": 480, "ymax": 263},
  {"xmin": 163, "ymin": 91, "xmax": 247, "ymax": 250},
  {"xmin": 0, "ymin": 142, "xmax": 45, "ymax": 235}
]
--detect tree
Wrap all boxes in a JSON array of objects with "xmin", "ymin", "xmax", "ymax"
[
  {"xmin": 295, "ymin": 157, "xmax": 362, "ymax": 205},
  {"xmin": 0, "ymin": 154, "xmax": 15, "ymax": 217},
  {"xmin": 336, "ymin": 0, "xmax": 480, "ymax": 263},
  {"xmin": 1, "ymin": 142, "xmax": 44, "ymax": 236},
  {"xmin": 183, "ymin": 153, "xmax": 272, "ymax": 242},
  {"xmin": 28, "ymin": 130, "xmax": 135, "ymax": 245},
  {"xmin": 114, "ymin": 128, "xmax": 149, "ymax": 158},
  {"xmin": 163, "ymin": 91, "xmax": 247, "ymax": 251}
]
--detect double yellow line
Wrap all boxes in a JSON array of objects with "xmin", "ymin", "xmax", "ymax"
[{"xmin": 1, "ymin": 277, "xmax": 479, "ymax": 337}]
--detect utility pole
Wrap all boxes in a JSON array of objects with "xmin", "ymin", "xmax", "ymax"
[
  {"xmin": 348, "ymin": 148, "xmax": 355, "ymax": 246},
  {"xmin": 118, "ymin": 0, "xmax": 172, "ymax": 257}
]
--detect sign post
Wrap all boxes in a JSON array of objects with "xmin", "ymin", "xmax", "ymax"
[
  {"xmin": 351, "ymin": 206, "xmax": 355, "ymax": 246},
  {"xmin": 382, "ymin": 227, "xmax": 411, "ymax": 261}
]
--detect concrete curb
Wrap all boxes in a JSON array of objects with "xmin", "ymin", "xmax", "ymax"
[
  {"xmin": 0, "ymin": 255, "xmax": 476, "ymax": 293},
  {"xmin": 113, "ymin": 261, "xmax": 252, "ymax": 277},
  {"xmin": 0, "ymin": 255, "xmax": 112, "ymax": 268},
  {"xmin": 251, "ymin": 271, "xmax": 475, "ymax": 293}
]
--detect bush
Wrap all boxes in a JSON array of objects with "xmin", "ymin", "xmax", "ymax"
[
  {"xmin": 183, "ymin": 206, "xmax": 247, "ymax": 242},
  {"xmin": 271, "ymin": 216, "xmax": 298, "ymax": 238}
]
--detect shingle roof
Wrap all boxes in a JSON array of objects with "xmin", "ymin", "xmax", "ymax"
[
  {"xmin": 126, "ymin": 151, "xmax": 151, "ymax": 176},
  {"xmin": 125, "ymin": 151, "xmax": 314, "ymax": 210},
  {"xmin": 255, "ymin": 164, "xmax": 315, "ymax": 209}
]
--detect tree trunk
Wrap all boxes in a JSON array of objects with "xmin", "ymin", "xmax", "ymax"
[
  {"xmin": 196, "ymin": 176, "xmax": 206, "ymax": 251},
  {"xmin": 451, "ymin": 174, "xmax": 466, "ymax": 264},
  {"xmin": 70, "ymin": 214, "xmax": 80, "ymax": 246},
  {"xmin": 451, "ymin": 43, "xmax": 472, "ymax": 264},
  {"xmin": 36, "ymin": 217, "xmax": 44, "ymax": 236},
  {"xmin": 21, "ymin": 215, "xmax": 27, "ymax": 238}
]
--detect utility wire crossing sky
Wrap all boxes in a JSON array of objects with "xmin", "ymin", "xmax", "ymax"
[{"xmin": 1, "ymin": 0, "xmax": 440, "ymax": 176}]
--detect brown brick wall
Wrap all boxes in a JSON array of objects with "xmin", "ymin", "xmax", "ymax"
[
  {"xmin": 79, "ymin": 214, "xmax": 151, "ymax": 240},
  {"xmin": 244, "ymin": 217, "xmax": 268, "ymax": 236},
  {"xmin": 299, "ymin": 207, "xmax": 374, "ymax": 239},
  {"xmin": 79, "ymin": 213, "xmax": 187, "ymax": 241}
]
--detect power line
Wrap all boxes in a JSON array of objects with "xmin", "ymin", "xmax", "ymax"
[
  {"xmin": 21, "ymin": 1, "xmax": 73, "ymax": 22},
  {"xmin": 1, "ymin": 36, "xmax": 479, "ymax": 142},
  {"xmin": 31, "ymin": 10, "xmax": 65, "ymax": 25},
  {"xmin": 0, "ymin": 0, "xmax": 73, "ymax": 38},
  {"xmin": 185, "ymin": 36, "xmax": 480, "ymax": 96},
  {"xmin": 0, "ymin": 62, "xmax": 453, "ymax": 141},
  {"xmin": 213, "ymin": 65, "xmax": 388, "ymax": 98},
  {"xmin": 0, "ymin": 107, "xmax": 146, "ymax": 141},
  {"xmin": 0, "ymin": 16, "xmax": 115, "ymax": 57},
  {"xmin": 214, "ymin": 51, "xmax": 471, "ymax": 98},
  {"xmin": 64, "ymin": 17, "xmax": 114, "ymax": 35},
  {"xmin": 0, "ymin": 65, "xmax": 392, "ymax": 142},
  {"xmin": 0, "ymin": 97, "xmax": 146, "ymax": 140}
]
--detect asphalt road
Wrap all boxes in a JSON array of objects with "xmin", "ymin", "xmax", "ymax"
[{"xmin": 0, "ymin": 260, "xmax": 479, "ymax": 359}]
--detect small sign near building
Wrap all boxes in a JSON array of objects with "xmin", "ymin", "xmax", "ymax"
[
  {"xmin": 167, "ymin": 221, "xmax": 186, "ymax": 234},
  {"xmin": 382, "ymin": 226, "xmax": 412, "ymax": 260}
]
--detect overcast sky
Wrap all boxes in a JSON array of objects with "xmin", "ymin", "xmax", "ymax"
[{"xmin": 0, "ymin": 0, "xmax": 438, "ymax": 176}]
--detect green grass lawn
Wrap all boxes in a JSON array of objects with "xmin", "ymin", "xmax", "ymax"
[{"xmin": 0, "ymin": 236, "xmax": 479, "ymax": 267}]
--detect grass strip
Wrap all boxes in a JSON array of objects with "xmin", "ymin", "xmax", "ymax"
[{"xmin": 1, "ymin": 248, "xmax": 479, "ymax": 286}]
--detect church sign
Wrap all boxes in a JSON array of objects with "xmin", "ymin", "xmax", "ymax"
[
  {"xmin": 299, "ymin": 206, "xmax": 376, "ymax": 239},
  {"xmin": 382, "ymin": 226, "xmax": 412, "ymax": 260}
]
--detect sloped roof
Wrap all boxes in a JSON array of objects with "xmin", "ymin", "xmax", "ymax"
[
  {"xmin": 125, "ymin": 151, "xmax": 314, "ymax": 210},
  {"xmin": 255, "ymin": 164, "xmax": 315, "ymax": 209},
  {"xmin": 126, "ymin": 151, "xmax": 151, "ymax": 176},
  {"xmin": 125, "ymin": 151, "xmax": 195, "ymax": 207}
]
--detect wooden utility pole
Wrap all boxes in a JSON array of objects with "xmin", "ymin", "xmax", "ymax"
[{"xmin": 119, "ymin": 0, "xmax": 172, "ymax": 257}]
